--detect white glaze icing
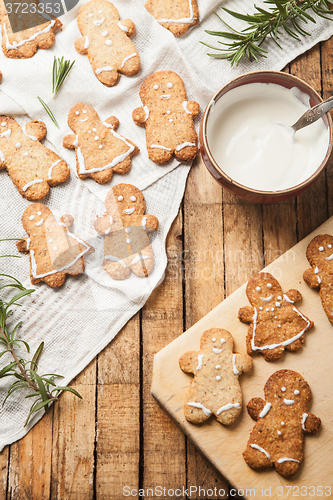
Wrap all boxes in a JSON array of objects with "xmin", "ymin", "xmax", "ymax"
[
  {"xmin": 284, "ymin": 294, "xmax": 294, "ymax": 303},
  {"xmin": 196, "ymin": 354, "xmax": 204, "ymax": 370},
  {"xmin": 105, "ymin": 255, "xmax": 126, "ymax": 267},
  {"xmin": 216, "ymin": 376, "xmax": 221, "ymax": 381},
  {"xmin": 160, "ymin": 94, "xmax": 171, "ymax": 100},
  {"xmin": 0, "ymin": 129, "xmax": 11, "ymax": 138},
  {"xmin": 294, "ymin": 390, "xmax": 300, "ymax": 395},
  {"xmin": 261, "ymin": 294, "xmax": 273, "ymax": 302},
  {"xmin": 259, "ymin": 402, "xmax": 271, "ymax": 418},
  {"xmin": 151, "ymin": 144, "xmax": 171, "ymax": 150},
  {"xmin": 0, "ymin": 150, "xmax": 5, "ymax": 162},
  {"xmin": 80, "ymin": 118, "xmax": 88, "ymax": 122},
  {"xmin": 22, "ymin": 179, "xmax": 44, "ymax": 192},
  {"xmin": 232, "ymin": 354, "xmax": 239, "ymax": 375},
  {"xmin": 131, "ymin": 255, "xmax": 150, "ymax": 265},
  {"xmin": 73, "ymin": 135, "xmax": 79, "ymax": 147},
  {"xmin": 284, "ymin": 398, "xmax": 295, "ymax": 405},
  {"xmin": 130, "ymin": 196, "xmax": 136, "ymax": 202},
  {"xmin": 34, "ymin": 219, "xmax": 44, "ymax": 227},
  {"xmin": 121, "ymin": 52, "xmax": 137, "ymax": 68},
  {"xmin": 26, "ymin": 238, "xmax": 30, "ymax": 250},
  {"xmin": 143, "ymin": 106, "xmax": 149, "ymax": 121},
  {"xmin": 212, "ymin": 347, "xmax": 222, "ymax": 354},
  {"xmin": 176, "ymin": 142, "xmax": 196, "ymax": 151},
  {"xmin": 187, "ymin": 402, "xmax": 211, "ymax": 417},
  {"xmin": 94, "ymin": 17, "xmax": 105, "ymax": 26},
  {"xmin": 29, "ymin": 215, "xmax": 34, "ymax": 220},
  {"xmin": 105, "ymin": 40, "xmax": 112, "ymax": 46},
  {"xmin": 250, "ymin": 444, "xmax": 270, "ymax": 459},
  {"xmin": 277, "ymin": 458, "xmax": 300, "ymax": 464},
  {"xmin": 216, "ymin": 403, "xmax": 241, "ymax": 415},
  {"xmin": 118, "ymin": 196, "xmax": 123, "ymax": 201},
  {"xmin": 301, "ymin": 413, "xmax": 308, "ymax": 431},
  {"xmin": 142, "ymin": 217, "xmax": 147, "ymax": 230},
  {"xmin": 95, "ymin": 66, "xmax": 113, "ymax": 74},
  {"xmin": 118, "ymin": 21, "xmax": 128, "ymax": 32},
  {"xmin": 84, "ymin": 36, "xmax": 90, "ymax": 49},
  {"xmin": 102, "ymin": 30, "xmax": 108, "ymax": 36},
  {"xmin": 48, "ymin": 159, "xmax": 61, "ymax": 179},
  {"xmin": 123, "ymin": 208, "xmax": 135, "ymax": 215},
  {"xmin": 15, "ymin": 142, "xmax": 21, "ymax": 148}
]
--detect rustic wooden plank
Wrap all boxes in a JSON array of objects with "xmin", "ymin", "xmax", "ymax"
[
  {"xmin": 51, "ymin": 360, "xmax": 96, "ymax": 500},
  {"xmin": 0, "ymin": 446, "xmax": 9, "ymax": 500},
  {"xmin": 291, "ymin": 46, "xmax": 329, "ymax": 240},
  {"xmin": 96, "ymin": 315, "xmax": 140, "ymax": 500},
  {"xmin": 321, "ymin": 38, "xmax": 333, "ymax": 218},
  {"xmin": 142, "ymin": 210, "xmax": 186, "ymax": 497},
  {"xmin": 183, "ymin": 160, "xmax": 228, "ymax": 499},
  {"xmin": 6, "ymin": 411, "xmax": 53, "ymax": 500}
]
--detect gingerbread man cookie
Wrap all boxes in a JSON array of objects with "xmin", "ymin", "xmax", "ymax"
[
  {"xmin": 303, "ymin": 234, "xmax": 333, "ymax": 324},
  {"xmin": 63, "ymin": 104, "xmax": 139, "ymax": 184},
  {"xmin": 94, "ymin": 184, "xmax": 159, "ymax": 279},
  {"xmin": 179, "ymin": 328, "xmax": 252, "ymax": 425},
  {"xmin": 0, "ymin": 0, "xmax": 62, "ymax": 58},
  {"xmin": 243, "ymin": 369, "xmax": 321, "ymax": 478},
  {"xmin": 238, "ymin": 272, "xmax": 313, "ymax": 362},
  {"xmin": 74, "ymin": 0, "xmax": 140, "ymax": 87},
  {"xmin": 145, "ymin": 0, "xmax": 199, "ymax": 37},
  {"xmin": 17, "ymin": 204, "xmax": 93, "ymax": 288},
  {"xmin": 0, "ymin": 116, "xmax": 69, "ymax": 201},
  {"xmin": 132, "ymin": 70, "xmax": 199, "ymax": 165}
]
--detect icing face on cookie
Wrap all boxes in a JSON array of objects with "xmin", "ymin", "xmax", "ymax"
[
  {"xmin": 144, "ymin": 72, "xmax": 187, "ymax": 106},
  {"xmin": 67, "ymin": 105, "xmax": 97, "ymax": 132},
  {"xmin": 247, "ymin": 273, "xmax": 283, "ymax": 307},
  {"xmin": 22, "ymin": 204, "xmax": 53, "ymax": 236},
  {"xmin": 307, "ymin": 235, "xmax": 333, "ymax": 266},
  {"xmin": 200, "ymin": 329, "xmax": 234, "ymax": 353},
  {"xmin": 105, "ymin": 184, "xmax": 145, "ymax": 220},
  {"xmin": 264, "ymin": 371, "xmax": 311, "ymax": 411}
]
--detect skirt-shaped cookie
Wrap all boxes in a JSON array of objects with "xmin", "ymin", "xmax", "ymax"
[
  {"xmin": 238, "ymin": 272, "xmax": 314, "ymax": 361},
  {"xmin": 133, "ymin": 70, "xmax": 199, "ymax": 165},
  {"xmin": 94, "ymin": 184, "xmax": 159, "ymax": 279},
  {"xmin": 63, "ymin": 104, "xmax": 139, "ymax": 184},
  {"xmin": 0, "ymin": 116, "xmax": 69, "ymax": 200},
  {"xmin": 75, "ymin": 0, "xmax": 140, "ymax": 87},
  {"xmin": 243, "ymin": 370, "xmax": 321, "ymax": 478},
  {"xmin": 17, "ymin": 204, "xmax": 93, "ymax": 288},
  {"xmin": 179, "ymin": 329, "xmax": 252, "ymax": 425},
  {"xmin": 0, "ymin": 0, "xmax": 61, "ymax": 58},
  {"xmin": 145, "ymin": 0, "xmax": 199, "ymax": 37},
  {"xmin": 303, "ymin": 234, "xmax": 333, "ymax": 324}
]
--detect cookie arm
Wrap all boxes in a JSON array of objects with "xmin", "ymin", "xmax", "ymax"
[
  {"xmin": 247, "ymin": 397, "xmax": 267, "ymax": 421},
  {"xmin": 144, "ymin": 215, "xmax": 159, "ymax": 233},
  {"xmin": 74, "ymin": 36, "xmax": 88, "ymax": 55},
  {"xmin": 63, "ymin": 134, "xmax": 77, "ymax": 149},
  {"xmin": 132, "ymin": 107, "xmax": 147, "ymax": 127},
  {"xmin": 187, "ymin": 101, "xmax": 200, "ymax": 117},
  {"xmin": 235, "ymin": 353, "xmax": 253, "ymax": 374},
  {"xmin": 60, "ymin": 214, "xmax": 74, "ymax": 229},
  {"xmin": 303, "ymin": 413, "xmax": 321, "ymax": 434},
  {"xmin": 104, "ymin": 116, "xmax": 120, "ymax": 131},
  {"xmin": 238, "ymin": 306, "xmax": 255, "ymax": 324},
  {"xmin": 94, "ymin": 215, "xmax": 121, "ymax": 235},
  {"xmin": 16, "ymin": 238, "xmax": 29, "ymax": 253},
  {"xmin": 25, "ymin": 121, "xmax": 47, "ymax": 141},
  {"xmin": 285, "ymin": 289, "xmax": 302, "ymax": 303},
  {"xmin": 179, "ymin": 351, "xmax": 200, "ymax": 374},
  {"xmin": 303, "ymin": 268, "xmax": 320, "ymax": 289},
  {"xmin": 120, "ymin": 19, "xmax": 135, "ymax": 36}
]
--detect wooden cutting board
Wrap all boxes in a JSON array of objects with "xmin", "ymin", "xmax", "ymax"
[{"xmin": 152, "ymin": 216, "xmax": 333, "ymax": 500}]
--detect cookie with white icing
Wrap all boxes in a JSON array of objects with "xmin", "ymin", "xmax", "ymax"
[
  {"xmin": 0, "ymin": 116, "xmax": 69, "ymax": 200},
  {"xmin": 145, "ymin": 0, "xmax": 199, "ymax": 37},
  {"xmin": 75, "ymin": 0, "xmax": 140, "ymax": 87},
  {"xmin": 133, "ymin": 71, "xmax": 199, "ymax": 165},
  {"xmin": 94, "ymin": 183, "xmax": 159, "ymax": 280},
  {"xmin": 179, "ymin": 328, "xmax": 252, "ymax": 425},
  {"xmin": 243, "ymin": 369, "xmax": 321, "ymax": 478},
  {"xmin": 63, "ymin": 104, "xmax": 139, "ymax": 184},
  {"xmin": 17, "ymin": 204, "xmax": 93, "ymax": 288},
  {"xmin": 303, "ymin": 234, "xmax": 333, "ymax": 324},
  {"xmin": 0, "ymin": 0, "xmax": 62, "ymax": 58},
  {"xmin": 238, "ymin": 272, "xmax": 314, "ymax": 362}
]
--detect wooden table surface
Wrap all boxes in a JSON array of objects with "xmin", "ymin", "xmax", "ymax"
[{"xmin": 1, "ymin": 37, "xmax": 333, "ymax": 500}]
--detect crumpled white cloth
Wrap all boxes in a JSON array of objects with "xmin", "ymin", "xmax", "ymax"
[{"xmin": 0, "ymin": 0, "xmax": 333, "ymax": 450}]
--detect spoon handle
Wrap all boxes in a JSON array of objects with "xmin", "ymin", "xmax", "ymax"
[{"xmin": 292, "ymin": 95, "xmax": 333, "ymax": 132}]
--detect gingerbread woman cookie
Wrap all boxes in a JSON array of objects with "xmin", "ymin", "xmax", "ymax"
[
  {"xmin": 238, "ymin": 272, "xmax": 313, "ymax": 361},
  {"xmin": 63, "ymin": 104, "xmax": 139, "ymax": 184},
  {"xmin": 132, "ymin": 70, "xmax": 199, "ymax": 165},
  {"xmin": 74, "ymin": 0, "xmax": 140, "ymax": 87},
  {"xmin": 0, "ymin": 116, "xmax": 69, "ymax": 201},
  {"xmin": 303, "ymin": 234, "xmax": 333, "ymax": 324},
  {"xmin": 17, "ymin": 204, "xmax": 93, "ymax": 288},
  {"xmin": 179, "ymin": 328, "xmax": 252, "ymax": 425},
  {"xmin": 94, "ymin": 184, "xmax": 159, "ymax": 279},
  {"xmin": 243, "ymin": 369, "xmax": 321, "ymax": 478},
  {"xmin": 145, "ymin": 0, "xmax": 199, "ymax": 37},
  {"xmin": 0, "ymin": 0, "xmax": 62, "ymax": 58}
]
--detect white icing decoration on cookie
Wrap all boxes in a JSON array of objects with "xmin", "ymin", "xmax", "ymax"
[
  {"xmin": 35, "ymin": 219, "xmax": 44, "ymax": 227},
  {"xmin": 76, "ymin": 111, "xmax": 79, "ymax": 115},
  {"xmin": 93, "ymin": 128, "xmax": 97, "ymax": 132},
  {"xmin": 76, "ymin": 129, "xmax": 135, "ymax": 175},
  {"xmin": 99, "ymin": 145, "xmax": 103, "ymax": 150},
  {"xmin": 294, "ymin": 389, "xmax": 300, "ymax": 395},
  {"xmin": 216, "ymin": 376, "xmax": 221, "ymax": 381},
  {"xmin": 95, "ymin": 136, "xmax": 100, "ymax": 141},
  {"xmin": 167, "ymin": 110, "xmax": 171, "ymax": 114},
  {"xmin": 284, "ymin": 398, "xmax": 295, "ymax": 405},
  {"xmin": 151, "ymin": 144, "xmax": 171, "ymax": 150},
  {"xmin": 26, "ymin": 238, "xmax": 30, "ymax": 250},
  {"xmin": 187, "ymin": 402, "xmax": 211, "ymax": 417},
  {"xmin": 156, "ymin": 0, "xmax": 195, "ymax": 23},
  {"xmin": 259, "ymin": 402, "xmax": 271, "ymax": 418},
  {"xmin": 105, "ymin": 40, "xmax": 112, "ymax": 46},
  {"xmin": 319, "ymin": 246, "xmax": 324, "ymax": 251},
  {"xmin": 105, "ymin": 255, "xmax": 126, "ymax": 267},
  {"xmin": 29, "ymin": 215, "xmax": 35, "ymax": 220},
  {"xmin": 84, "ymin": 36, "xmax": 90, "ymax": 49},
  {"xmin": 48, "ymin": 159, "xmax": 61, "ymax": 179},
  {"xmin": 220, "ymin": 338, "xmax": 226, "ymax": 344},
  {"xmin": 275, "ymin": 302, "xmax": 281, "ymax": 307},
  {"xmin": 121, "ymin": 53, "xmax": 137, "ymax": 68},
  {"xmin": 126, "ymin": 238, "xmax": 132, "ymax": 244},
  {"xmin": 232, "ymin": 354, "xmax": 239, "ymax": 375},
  {"xmin": 277, "ymin": 430, "xmax": 281, "ymax": 436},
  {"xmin": 37, "ymin": 211, "xmax": 41, "ymax": 216},
  {"xmin": 169, "ymin": 119, "xmax": 173, "ymax": 123},
  {"xmin": 326, "ymin": 253, "xmax": 333, "ymax": 261},
  {"xmin": 250, "ymin": 444, "xmax": 270, "ymax": 459},
  {"xmin": 105, "ymin": 228, "xmax": 110, "ymax": 235},
  {"xmin": 82, "ymin": 110, "xmax": 87, "ymax": 114},
  {"xmin": 3, "ymin": 20, "xmax": 56, "ymax": 50},
  {"xmin": 284, "ymin": 294, "xmax": 294, "ymax": 303},
  {"xmin": 261, "ymin": 294, "xmax": 273, "ymax": 302},
  {"xmin": 142, "ymin": 217, "xmax": 147, "ymax": 230},
  {"xmin": 95, "ymin": 66, "xmax": 113, "ymax": 74},
  {"xmin": 131, "ymin": 255, "xmax": 150, "ymax": 265},
  {"xmin": 176, "ymin": 142, "xmax": 196, "ymax": 151},
  {"xmin": 80, "ymin": 118, "xmax": 88, "ymax": 122},
  {"xmin": 153, "ymin": 85, "xmax": 159, "ymax": 90},
  {"xmin": 130, "ymin": 196, "xmax": 136, "ymax": 202},
  {"xmin": 118, "ymin": 21, "xmax": 129, "ymax": 32},
  {"xmin": 22, "ymin": 179, "xmax": 44, "ymax": 192},
  {"xmin": 125, "ymin": 227, "xmax": 131, "ymax": 233},
  {"xmin": 73, "ymin": 135, "xmax": 79, "ymax": 147},
  {"xmin": 0, "ymin": 129, "xmax": 11, "ymax": 138},
  {"xmin": 256, "ymin": 286, "xmax": 261, "ymax": 292},
  {"xmin": 277, "ymin": 458, "xmax": 300, "ymax": 464},
  {"xmin": 281, "ymin": 387, "xmax": 286, "ymax": 392},
  {"xmin": 143, "ymin": 106, "xmax": 149, "ymax": 121},
  {"xmin": 167, "ymin": 82, "xmax": 173, "ymax": 88},
  {"xmin": 216, "ymin": 403, "xmax": 241, "ymax": 415},
  {"xmin": 53, "ymin": 246, "xmax": 58, "ymax": 251},
  {"xmin": 1, "ymin": 123, "xmax": 6, "ymax": 127},
  {"xmin": 118, "ymin": 196, "xmax": 123, "ymax": 201},
  {"xmin": 301, "ymin": 413, "xmax": 308, "ymax": 431},
  {"xmin": 94, "ymin": 17, "xmax": 105, "ymax": 26},
  {"xmin": 215, "ymin": 365, "xmax": 221, "ymax": 369},
  {"xmin": 251, "ymin": 306, "xmax": 310, "ymax": 351},
  {"xmin": 123, "ymin": 208, "xmax": 135, "ymax": 215},
  {"xmin": 196, "ymin": 354, "xmax": 203, "ymax": 370},
  {"xmin": 212, "ymin": 347, "xmax": 223, "ymax": 354},
  {"xmin": 160, "ymin": 94, "xmax": 171, "ymax": 100},
  {"xmin": 267, "ymin": 283, "xmax": 272, "ymax": 289},
  {"xmin": 102, "ymin": 30, "xmax": 108, "ymax": 37},
  {"xmin": 15, "ymin": 142, "xmax": 21, "ymax": 148}
]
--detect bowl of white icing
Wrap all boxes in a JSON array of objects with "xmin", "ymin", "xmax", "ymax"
[{"xmin": 199, "ymin": 71, "xmax": 333, "ymax": 203}]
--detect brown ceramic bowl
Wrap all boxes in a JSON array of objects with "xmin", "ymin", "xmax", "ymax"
[{"xmin": 199, "ymin": 71, "xmax": 333, "ymax": 204}]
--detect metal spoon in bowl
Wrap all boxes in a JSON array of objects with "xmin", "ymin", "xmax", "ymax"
[{"xmin": 290, "ymin": 95, "xmax": 333, "ymax": 133}]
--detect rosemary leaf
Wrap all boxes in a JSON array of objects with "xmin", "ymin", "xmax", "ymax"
[
  {"xmin": 37, "ymin": 97, "xmax": 60, "ymax": 129},
  {"xmin": 52, "ymin": 56, "xmax": 75, "ymax": 97}
]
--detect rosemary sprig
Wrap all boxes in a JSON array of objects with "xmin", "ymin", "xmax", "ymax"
[
  {"xmin": 0, "ymin": 239, "xmax": 82, "ymax": 426},
  {"xmin": 37, "ymin": 96, "xmax": 60, "ymax": 129},
  {"xmin": 202, "ymin": 0, "xmax": 333, "ymax": 66},
  {"xmin": 52, "ymin": 56, "xmax": 75, "ymax": 97}
]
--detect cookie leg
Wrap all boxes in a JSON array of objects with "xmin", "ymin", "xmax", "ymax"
[
  {"xmin": 262, "ymin": 346, "xmax": 285, "ymax": 361},
  {"xmin": 175, "ymin": 145, "xmax": 198, "ymax": 163},
  {"xmin": 243, "ymin": 444, "xmax": 272, "ymax": 470},
  {"xmin": 215, "ymin": 406, "xmax": 241, "ymax": 426},
  {"xmin": 105, "ymin": 260, "xmax": 130, "ymax": 280},
  {"xmin": 96, "ymin": 68, "xmax": 120, "ymax": 87},
  {"xmin": 38, "ymin": 32, "xmax": 56, "ymax": 50},
  {"xmin": 42, "ymin": 273, "xmax": 66, "ymax": 288},
  {"xmin": 285, "ymin": 338, "xmax": 304, "ymax": 352},
  {"xmin": 274, "ymin": 459, "xmax": 301, "ymax": 478},
  {"xmin": 184, "ymin": 402, "xmax": 211, "ymax": 424},
  {"xmin": 130, "ymin": 247, "xmax": 154, "ymax": 277},
  {"xmin": 147, "ymin": 147, "xmax": 173, "ymax": 165}
]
